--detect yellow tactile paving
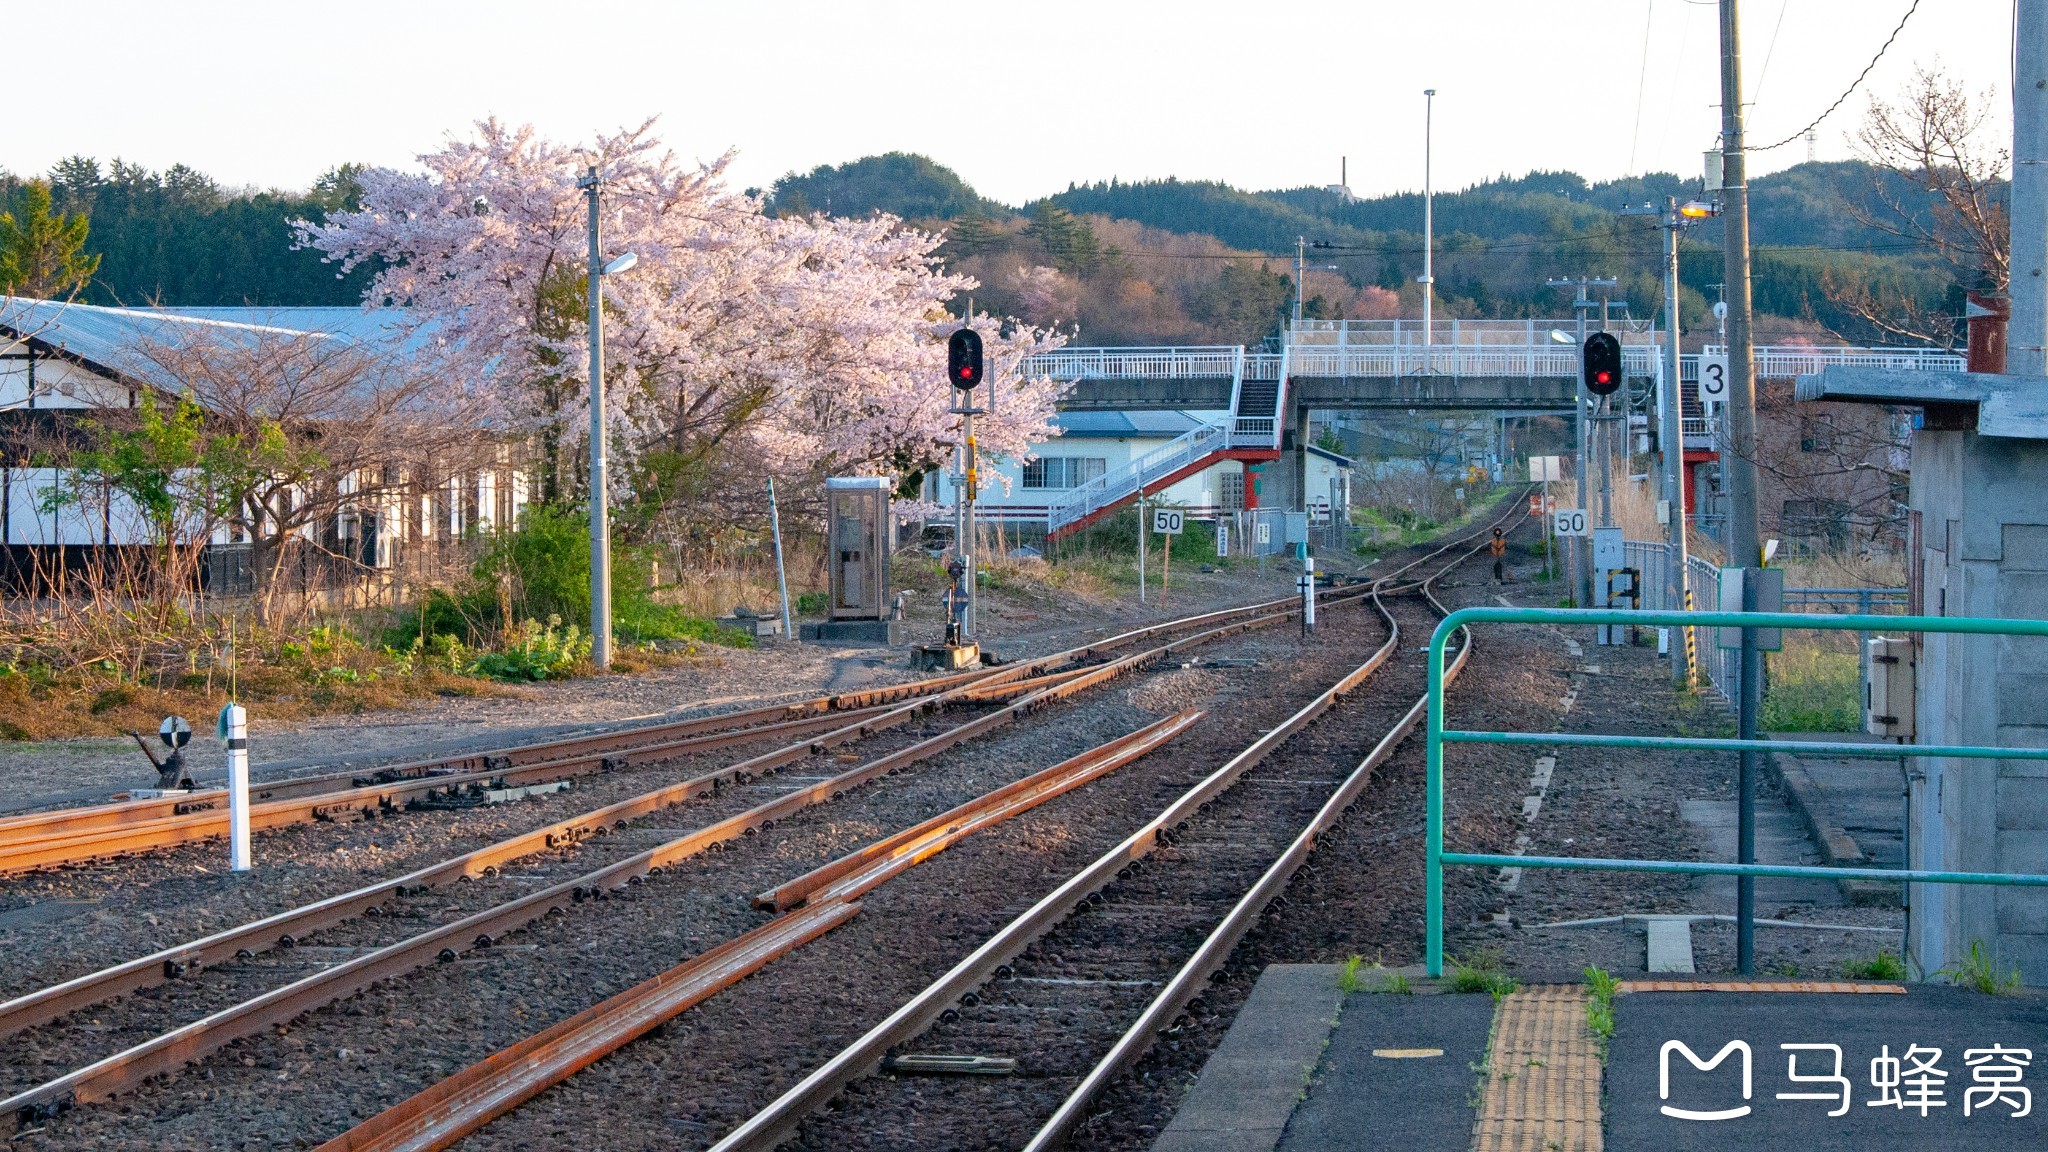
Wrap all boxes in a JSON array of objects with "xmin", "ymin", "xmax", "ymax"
[
  {"xmin": 1617, "ymin": 980, "xmax": 1905, "ymax": 994},
  {"xmin": 1470, "ymin": 985, "xmax": 1604, "ymax": 1152}
]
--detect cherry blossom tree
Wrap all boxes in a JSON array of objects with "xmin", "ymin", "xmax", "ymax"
[{"xmin": 295, "ymin": 118, "xmax": 1065, "ymax": 536}]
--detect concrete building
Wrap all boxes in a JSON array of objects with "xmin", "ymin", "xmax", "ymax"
[{"xmin": 1800, "ymin": 365, "xmax": 2048, "ymax": 982}]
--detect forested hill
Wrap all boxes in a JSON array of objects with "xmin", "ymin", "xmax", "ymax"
[
  {"xmin": 1051, "ymin": 164, "xmax": 1943, "ymax": 255},
  {"xmin": 0, "ymin": 148, "xmax": 1969, "ymax": 346},
  {"xmin": 0, "ymin": 157, "xmax": 373, "ymax": 307}
]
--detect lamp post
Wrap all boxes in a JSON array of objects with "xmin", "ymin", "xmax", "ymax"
[
  {"xmin": 1623, "ymin": 198, "xmax": 1718, "ymax": 685},
  {"xmin": 1420, "ymin": 89, "xmax": 1437, "ymax": 359},
  {"xmin": 575, "ymin": 164, "xmax": 637, "ymax": 670}
]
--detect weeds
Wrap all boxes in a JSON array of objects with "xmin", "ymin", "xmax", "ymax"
[
  {"xmin": 1447, "ymin": 947, "xmax": 1519, "ymax": 1000},
  {"xmin": 1938, "ymin": 941, "xmax": 2023, "ymax": 995},
  {"xmin": 1843, "ymin": 949, "xmax": 1908, "ymax": 981},
  {"xmin": 1338, "ymin": 955, "xmax": 1366, "ymax": 993},
  {"xmin": 1584, "ymin": 966, "xmax": 1620, "ymax": 1062},
  {"xmin": 1762, "ymin": 635, "xmax": 1862, "ymax": 732}
]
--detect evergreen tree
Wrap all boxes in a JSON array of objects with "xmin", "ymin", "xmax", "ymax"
[{"xmin": 0, "ymin": 179, "xmax": 100, "ymax": 298}]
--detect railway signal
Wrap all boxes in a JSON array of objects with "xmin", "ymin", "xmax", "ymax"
[
  {"xmin": 1582, "ymin": 332, "xmax": 1622, "ymax": 396},
  {"xmin": 947, "ymin": 328, "xmax": 983, "ymax": 389}
]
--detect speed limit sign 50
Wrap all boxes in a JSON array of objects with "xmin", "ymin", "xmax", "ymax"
[
  {"xmin": 1152, "ymin": 508, "xmax": 1184, "ymax": 535},
  {"xmin": 1552, "ymin": 508, "xmax": 1589, "ymax": 537}
]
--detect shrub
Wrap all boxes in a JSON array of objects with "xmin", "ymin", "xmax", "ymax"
[{"xmin": 463, "ymin": 617, "xmax": 592, "ymax": 682}]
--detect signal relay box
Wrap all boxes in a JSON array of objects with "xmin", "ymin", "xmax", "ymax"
[{"xmin": 1864, "ymin": 636, "xmax": 1915, "ymax": 738}]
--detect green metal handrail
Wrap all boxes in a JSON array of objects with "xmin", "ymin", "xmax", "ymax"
[{"xmin": 1425, "ymin": 606, "xmax": 2048, "ymax": 977}]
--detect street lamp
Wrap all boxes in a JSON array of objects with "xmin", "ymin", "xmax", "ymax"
[
  {"xmin": 1421, "ymin": 88, "xmax": 1437, "ymax": 352},
  {"xmin": 577, "ymin": 162, "xmax": 637, "ymax": 670}
]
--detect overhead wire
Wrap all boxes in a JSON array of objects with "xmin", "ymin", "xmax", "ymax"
[
  {"xmin": 1628, "ymin": 0, "xmax": 1657, "ymax": 175},
  {"xmin": 1753, "ymin": 0, "xmax": 1921, "ymax": 151}
]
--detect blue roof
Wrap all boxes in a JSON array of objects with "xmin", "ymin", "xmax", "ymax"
[
  {"xmin": 1052, "ymin": 410, "xmax": 1220, "ymax": 438},
  {"xmin": 0, "ymin": 298, "xmax": 439, "ymax": 382}
]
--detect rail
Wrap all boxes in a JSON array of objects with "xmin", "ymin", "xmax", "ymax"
[
  {"xmin": 1424, "ymin": 606, "xmax": 2048, "ymax": 978},
  {"xmin": 707, "ymin": 498, "xmax": 1532, "ymax": 1152},
  {"xmin": 311, "ymin": 711, "xmax": 1206, "ymax": 1152},
  {"xmin": 0, "ymin": 583, "xmax": 1348, "ymax": 1120},
  {"xmin": 1023, "ymin": 345, "xmax": 1242, "ymax": 381}
]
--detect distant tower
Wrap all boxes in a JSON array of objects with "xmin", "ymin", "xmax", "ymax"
[
  {"xmin": 1805, "ymin": 129, "xmax": 1818, "ymax": 164},
  {"xmin": 1327, "ymin": 155, "xmax": 1355, "ymax": 203}
]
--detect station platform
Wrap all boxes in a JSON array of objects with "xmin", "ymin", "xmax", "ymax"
[{"xmin": 1159, "ymin": 964, "xmax": 2048, "ymax": 1151}]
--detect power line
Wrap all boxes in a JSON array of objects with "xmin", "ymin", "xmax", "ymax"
[
  {"xmin": 1749, "ymin": 0, "xmax": 1791, "ymax": 108},
  {"xmin": 1628, "ymin": 0, "xmax": 1656, "ymax": 174},
  {"xmin": 1754, "ymin": 0, "xmax": 1920, "ymax": 152}
]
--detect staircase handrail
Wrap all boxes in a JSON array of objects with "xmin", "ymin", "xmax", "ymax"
[{"xmin": 1046, "ymin": 419, "xmax": 1229, "ymax": 533}]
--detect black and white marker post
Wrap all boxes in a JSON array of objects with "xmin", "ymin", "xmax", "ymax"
[
  {"xmin": 1298, "ymin": 557, "xmax": 1316, "ymax": 638},
  {"xmin": 218, "ymin": 702, "xmax": 251, "ymax": 872}
]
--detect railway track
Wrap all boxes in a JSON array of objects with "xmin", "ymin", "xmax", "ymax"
[
  {"xmin": 0, "ymin": 665, "xmax": 1032, "ymax": 876},
  {"xmin": 710, "ymin": 511, "xmax": 1513, "ymax": 1152},
  {"xmin": 0, "ymin": 553, "xmax": 1389, "ymax": 1132},
  {"xmin": 1, "ymin": 501, "xmax": 1525, "ymax": 1149},
  {"xmin": 293, "ymin": 505, "xmax": 1522, "ymax": 1152}
]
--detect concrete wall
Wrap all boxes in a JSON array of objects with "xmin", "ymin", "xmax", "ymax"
[{"xmin": 1908, "ymin": 428, "xmax": 2048, "ymax": 984}]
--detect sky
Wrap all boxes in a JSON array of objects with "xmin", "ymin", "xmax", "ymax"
[{"xmin": 14, "ymin": 0, "xmax": 2018, "ymax": 204}]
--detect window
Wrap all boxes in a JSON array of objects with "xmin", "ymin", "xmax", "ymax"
[
  {"xmin": 1799, "ymin": 414, "xmax": 1837, "ymax": 453},
  {"xmin": 1022, "ymin": 456, "xmax": 1107, "ymax": 489},
  {"xmin": 1221, "ymin": 471, "xmax": 1245, "ymax": 510}
]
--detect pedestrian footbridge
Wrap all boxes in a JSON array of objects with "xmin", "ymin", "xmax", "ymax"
[{"xmin": 1026, "ymin": 320, "xmax": 1962, "ymax": 538}]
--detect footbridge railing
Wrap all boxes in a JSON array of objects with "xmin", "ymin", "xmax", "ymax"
[
  {"xmin": 1027, "ymin": 343, "xmax": 1958, "ymax": 385},
  {"xmin": 1423, "ymin": 606, "xmax": 2048, "ymax": 978}
]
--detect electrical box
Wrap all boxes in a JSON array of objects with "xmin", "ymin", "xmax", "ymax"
[
  {"xmin": 826, "ymin": 477, "xmax": 892, "ymax": 621},
  {"xmin": 1865, "ymin": 636, "xmax": 1916, "ymax": 738}
]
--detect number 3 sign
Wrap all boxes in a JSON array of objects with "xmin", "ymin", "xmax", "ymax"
[{"xmin": 1698, "ymin": 353, "xmax": 1729, "ymax": 406}]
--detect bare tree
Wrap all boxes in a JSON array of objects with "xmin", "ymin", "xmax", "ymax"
[
  {"xmin": 1829, "ymin": 66, "xmax": 2009, "ymax": 345},
  {"xmin": 118, "ymin": 321, "xmax": 504, "ymax": 622}
]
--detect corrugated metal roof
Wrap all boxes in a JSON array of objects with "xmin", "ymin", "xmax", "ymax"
[
  {"xmin": 1052, "ymin": 410, "xmax": 1222, "ymax": 438},
  {"xmin": 0, "ymin": 298, "xmax": 433, "ymax": 380}
]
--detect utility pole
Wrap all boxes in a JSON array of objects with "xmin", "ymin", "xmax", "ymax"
[
  {"xmin": 1598, "ymin": 297, "xmax": 1613, "ymax": 533},
  {"xmin": 578, "ymin": 166, "xmax": 613, "ymax": 671},
  {"xmin": 1294, "ymin": 236, "xmax": 1306, "ymax": 328},
  {"xmin": 1421, "ymin": 89, "xmax": 1438, "ymax": 361},
  {"xmin": 1717, "ymin": 1, "xmax": 1761, "ymax": 567},
  {"xmin": 1718, "ymin": 0, "xmax": 1763, "ymax": 975},
  {"xmin": 2013, "ymin": 0, "xmax": 2048, "ymax": 376}
]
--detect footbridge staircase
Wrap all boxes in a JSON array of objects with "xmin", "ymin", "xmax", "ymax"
[{"xmin": 1045, "ymin": 347, "xmax": 1287, "ymax": 540}]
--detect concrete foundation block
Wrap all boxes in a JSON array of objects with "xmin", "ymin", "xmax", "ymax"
[{"xmin": 799, "ymin": 618, "xmax": 903, "ymax": 646}]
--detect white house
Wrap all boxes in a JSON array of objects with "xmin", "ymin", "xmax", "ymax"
[{"xmin": 931, "ymin": 409, "xmax": 1352, "ymax": 528}]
